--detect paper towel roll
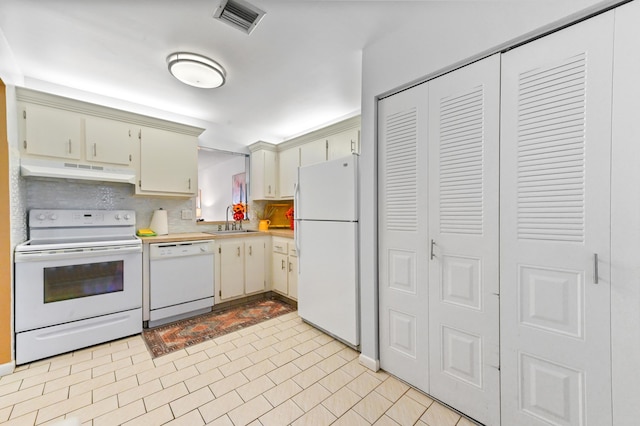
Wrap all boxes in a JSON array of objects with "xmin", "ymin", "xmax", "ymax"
[{"xmin": 149, "ymin": 208, "xmax": 169, "ymax": 235}]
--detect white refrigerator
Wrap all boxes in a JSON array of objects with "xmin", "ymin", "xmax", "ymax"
[{"xmin": 295, "ymin": 153, "xmax": 359, "ymax": 347}]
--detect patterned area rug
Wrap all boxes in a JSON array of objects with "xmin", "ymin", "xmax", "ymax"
[{"xmin": 143, "ymin": 298, "xmax": 296, "ymax": 358}]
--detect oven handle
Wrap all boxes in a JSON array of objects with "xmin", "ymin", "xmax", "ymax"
[{"xmin": 15, "ymin": 245, "xmax": 142, "ymax": 262}]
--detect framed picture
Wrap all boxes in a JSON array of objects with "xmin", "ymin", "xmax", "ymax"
[{"xmin": 232, "ymin": 173, "xmax": 247, "ymax": 217}]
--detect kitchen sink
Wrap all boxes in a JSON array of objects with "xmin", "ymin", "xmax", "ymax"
[{"xmin": 205, "ymin": 229, "xmax": 260, "ymax": 235}]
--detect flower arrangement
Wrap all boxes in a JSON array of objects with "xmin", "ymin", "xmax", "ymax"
[
  {"xmin": 285, "ymin": 207, "xmax": 294, "ymax": 230},
  {"xmin": 285, "ymin": 207, "xmax": 294, "ymax": 220},
  {"xmin": 232, "ymin": 203, "xmax": 246, "ymax": 221}
]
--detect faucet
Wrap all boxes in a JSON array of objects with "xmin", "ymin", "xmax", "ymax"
[{"xmin": 225, "ymin": 205, "xmax": 232, "ymax": 230}]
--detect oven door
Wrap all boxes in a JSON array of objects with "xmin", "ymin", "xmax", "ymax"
[{"xmin": 14, "ymin": 244, "xmax": 142, "ymax": 332}]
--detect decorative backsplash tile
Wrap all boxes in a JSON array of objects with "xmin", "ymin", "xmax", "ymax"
[{"xmin": 23, "ymin": 178, "xmax": 204, "ymax": 235}]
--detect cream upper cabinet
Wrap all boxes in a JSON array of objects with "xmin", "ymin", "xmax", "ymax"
[
  {"xmin": 21, "ymin": 104, "xmax": 82, "ymax": 160},
  {"xmin": 328, "ymin": 128, "xmax": 360, "ymax": 160},
  {"xmin": 85, "ymin": 117, "xmax": 134, "ymax": 166},
  {"xmin": 137, "ymin": 127, "xmax": 198, "ymax": 196},
  {"xmin": 278, "ymin": 147, "xmax": 299, "ymax": 199},
  {"xmin": 300, "ymin": 138, "xmax": 327, "ymax": 167},
  {"xmin": 250, "ymin": 147, "xmax": 278, "ymax": 199}
]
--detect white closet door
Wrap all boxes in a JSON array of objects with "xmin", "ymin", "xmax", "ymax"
[
  {"xmin": 500, "ymin": 11, "xmax": 613, "ymax": 426},
  {"xmin": 378, "ymin": 82, "xmax": 430, "ymax": 391},
  {"xmin": 427, "ymin": 54, "xmax": 500, "ymax": 426}
]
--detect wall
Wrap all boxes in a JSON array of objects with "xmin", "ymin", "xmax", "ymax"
[{"xmin": 358, "ymin": 0, "xmax": 609, "ymax": 368}]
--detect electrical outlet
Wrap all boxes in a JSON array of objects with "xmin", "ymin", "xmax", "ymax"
[{"xmin": 181, "ymin": 209, "xmax": 193, "ymax": 220}]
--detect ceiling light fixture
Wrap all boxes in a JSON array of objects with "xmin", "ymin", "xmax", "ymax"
[{"xmin": 166, "ymin": 52, "xmax": 226, "ymax": 89}]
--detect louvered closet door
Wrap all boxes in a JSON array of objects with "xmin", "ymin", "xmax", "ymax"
[
  {"xmin": 427, "ymin": 54, "xmax": 500, "ymax": 426},
  {"xmin": 378, "ymin": 82, "xmax": 429, "ymax": 391},
  {"xmin": 500, "ymin": 11, "xmax": 613, "ymax": 426}
]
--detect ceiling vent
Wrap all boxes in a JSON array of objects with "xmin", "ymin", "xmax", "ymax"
[{"xmin": 213, "ymin": 0, "xmax": 266, "ymax": 35}]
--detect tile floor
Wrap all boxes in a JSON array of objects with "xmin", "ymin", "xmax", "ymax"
[{"xmin": 0, "ymin": 312, "xmax": 477, "ymax": 426}]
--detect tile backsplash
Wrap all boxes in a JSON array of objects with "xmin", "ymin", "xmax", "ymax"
[{"xmin": 24, "ymin": 178, "xmax": 202, "ymax": 235}]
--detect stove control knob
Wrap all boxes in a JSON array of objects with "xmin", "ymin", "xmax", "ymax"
[
  {"xmin": 36, "ymin": 213, "xmax": 46, "ymax": 221},
  {"xmin": 48, "ymin": 214, "xmax": 58, "ymax": 221},
  {"xmin": 114, "ymin": 214, "xmax": 121, "ymax": 220},
  {"xmin": 124, "ymin": 214, "xmax": 131, "ymax": 221}
]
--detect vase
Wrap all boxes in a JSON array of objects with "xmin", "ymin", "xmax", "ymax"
[{"xmin": 258, "ymin": 219, "xmax": 271, "ymax": 231}]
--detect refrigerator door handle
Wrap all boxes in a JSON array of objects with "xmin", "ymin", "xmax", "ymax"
[{"xmin": 294, "ymin": 182, "xmax": 301, "ymax": 260}]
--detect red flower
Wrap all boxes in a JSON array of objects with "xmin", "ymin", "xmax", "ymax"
[{"xmin": 285, "ymin": 207, "xmax": 294, "ymax": 219}]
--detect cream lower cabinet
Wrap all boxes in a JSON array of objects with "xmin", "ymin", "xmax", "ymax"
[
  {"xmin": 217, "ymin": 237, "xmax": 268, "ymax": 301},
  {"xmin": 271, "ymin": 237, "xmax": 297, "ymax": 300}
]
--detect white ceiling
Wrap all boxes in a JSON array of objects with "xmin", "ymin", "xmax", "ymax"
[{"xmin": 0, "ymin": 0, "xmax": 598, "ymax": 152}]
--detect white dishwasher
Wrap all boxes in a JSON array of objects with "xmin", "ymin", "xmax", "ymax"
[{"xmin": 149, "ymin": 240, "xmax": 215, "ymax": 327}]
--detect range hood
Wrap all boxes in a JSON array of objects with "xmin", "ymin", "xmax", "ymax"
[{"xmin": 20, "ymin": 158, "xmax": 137, "ymax": 184}]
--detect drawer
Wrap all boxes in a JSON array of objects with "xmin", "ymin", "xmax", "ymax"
[
  {"xmin": 288, "ymin": 242, "xmax": 297, "ymax": 257},
  {"xmin": 272, "ymin": 239, "xmax": 287, "ymax": 254}
]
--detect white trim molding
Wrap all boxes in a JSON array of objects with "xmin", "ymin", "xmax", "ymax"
[
  {"xmin": 0, "ymin": 360, "xmax": 15, "ymax": 377},
  {"xmin": 358, "ymin": 353, "xmax": 380, "ymax": 372}
]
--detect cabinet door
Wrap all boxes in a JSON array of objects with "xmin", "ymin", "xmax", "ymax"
[
  {"xmin": 245, "ymin": 239, "xmax": 266, "ymax": 294},
  {"xmin": 251, "ymin": 149, "xmax": 277, "ymax": 199},
  {"xmin": 85, "ymin": 117, "xmax": 133, "ymax": 166},
  {"xmin": 287, "ymin": 256, "xmax": 298, "ymax": 300},
  {"xmin": 22, "ymin": 104, "xmax": 82, "ymax": 160},
  {"xmin": 427, "ymin": 54, "xmax": 500, "ymax": 426},
  {"xmin": 300, "ymin": 138, "xmax": 327, "ymax": 167},
  {"xmin": 219, "ymin": 241, "xmax": 245, "ymax": 300},
  {"xmin": 138, "ymin": 127, "xmax": 198, "ymax": 196},
  {"xmin": 272, "ymin": 252, "xmax": 288, "ymax": 294},
  {"xmin": 501, "ymin": 12, "xmax": 613, "ymax": 426},
  {"xmin": 278, "ymin": 147, "xmax": 299, "ymax": 198},
  {"xmin": 328, "ymin": 128, "xmax": 359, "ymax": 160}
]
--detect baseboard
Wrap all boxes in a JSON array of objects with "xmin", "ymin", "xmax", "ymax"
[
  {"xmin": 358, "ymin": 353, "xmax": 380, "ymax": 372},
  {"xmin": 0, "ymin": 360, "xmax": 15, "ymax": 377}
]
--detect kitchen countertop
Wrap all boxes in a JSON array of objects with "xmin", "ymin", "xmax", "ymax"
[{"xmin": 139, "ymin": 229, "xmax": 293, "ymax": 243}]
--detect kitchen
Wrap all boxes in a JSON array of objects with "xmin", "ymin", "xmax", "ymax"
[{"xmin": 2, "ymin": 0, "xmax": 640, "ymax": 425}]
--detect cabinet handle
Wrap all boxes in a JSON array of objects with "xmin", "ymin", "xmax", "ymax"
[
  {"xmin": 188, "ymin": 178, "xmax": 192, "ymax": 190},
  {"xmin": 594, "ymin": 253, "xmax": 599, "ymax": 284},
  {"xmin": 249, "ymin": 245, "xmax": 253, "ymax": 256},
  {"xmin": 237, "ymin": 247, "xmax": 241, "ymax": 257},
  {"xmin": 68, "ymin": 139, "xmax": 72, "ymax": 154},
  {"xmin": 268, "ymin": 184, "xmax": 271, "ymax": 194},
  {"xmin": 288, "ymin": 262, "xmax": 292, "ymax": 273},
  {"xmin": 351, "ymin": 139, "xmax": 355, "ymax": 153},
  {"xmin": 282, "ymin": 259, "xmax": 286, "ymax": 270},
  {"xmin": 430, "ymin": 239, "xmax": 436, "ymax": 260},
  {"xmin": 93, "ymin": 143, "xmax": 97, "ymax": 157}
]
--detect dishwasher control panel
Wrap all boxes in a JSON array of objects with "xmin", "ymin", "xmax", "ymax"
[{"xmin": 149, "ymin": 240, "xmax": 215, "ymax": 259}]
